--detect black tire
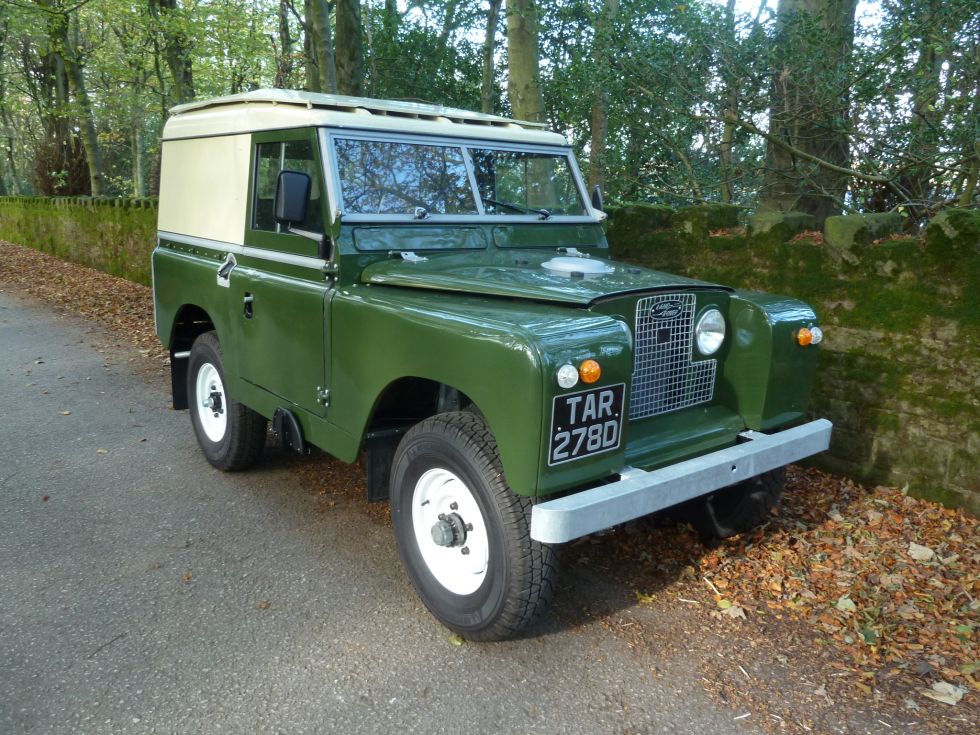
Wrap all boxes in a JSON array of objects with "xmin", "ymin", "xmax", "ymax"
[
  {"xmin": 187, "ymin": 331, "xmax": 267, "ymax": 471},
  {"xmin": 390, "ymin": 412, "xmax": 558, "ymax": 641},
  {"xmin": 676, "ymin": 468, "xmax": 786, "ymax": 539}
]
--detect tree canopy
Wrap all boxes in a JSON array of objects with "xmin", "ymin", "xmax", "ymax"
[{"xmin": 0, "ymin": 0, "xmax": 976, "ymax": 223}]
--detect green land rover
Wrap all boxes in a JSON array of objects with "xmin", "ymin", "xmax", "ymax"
[{"xmin": 152, "ymin": 89, "xmax": 832, "ymax": 640}]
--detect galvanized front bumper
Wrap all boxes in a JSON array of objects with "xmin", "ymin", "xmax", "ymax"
[{"xmin": 530, "ymin": 418, "xmax": 833, "ymax": 543}]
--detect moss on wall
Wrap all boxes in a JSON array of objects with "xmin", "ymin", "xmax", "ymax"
[
  {"xmin": 1, "ymin": 196, "xmax": 976, "ymax": 514},
  {"xmin": 607, "ymin": 205, "xmax": 979, "ymax": 515},
  {"xmin": 0, "ymin": 197, "xmax": 157, "ymax": 285},
  {"xmin": 823, "ymin": 212, "xmax": 902, "ymax": 264}
]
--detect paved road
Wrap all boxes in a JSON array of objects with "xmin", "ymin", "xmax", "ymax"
[{"xmin": 0, "ymin": 290, "xmax": 758, "ymax": 735}]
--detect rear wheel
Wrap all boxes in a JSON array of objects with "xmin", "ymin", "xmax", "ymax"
[
  {"xmin": 677, "ymin": 468, "xmax": 786, "ymax": 539},
  {"xmin": 187, "ymin": 331, "xmax": 267, "ymax": 471},
  {"xmin": 390, "ymin": 412, "xmax": 558, "ymax": 641}
]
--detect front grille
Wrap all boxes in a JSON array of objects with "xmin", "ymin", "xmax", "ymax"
[{"xmin": 630, "ymin": 293, "xmax": 716, "ymax": 420}]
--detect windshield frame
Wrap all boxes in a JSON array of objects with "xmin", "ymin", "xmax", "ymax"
[{"xmin": 321, "ymin": 128, "xmax": 599, "ymax": 225}]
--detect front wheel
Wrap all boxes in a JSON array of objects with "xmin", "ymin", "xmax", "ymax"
[
  {"xmin": 390, "ymin": 412, "xmax": 558, "ymax": 641},
  {"xmin": 187, "ymin": 331, "xmax": 267, "ymax": 471}
]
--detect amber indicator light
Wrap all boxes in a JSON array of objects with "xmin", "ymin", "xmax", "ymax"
[
  {"xmin": 579, "ymin": 359, "xmax": 602, "ymax": 383},
  {"xmin": 796, "ymin": 328, "xmax": 813, "ymax": 346}
]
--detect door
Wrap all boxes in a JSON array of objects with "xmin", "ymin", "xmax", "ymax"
[{"xmin": 234, "ymin": 128, "xmax": 332, "ymax": 416}]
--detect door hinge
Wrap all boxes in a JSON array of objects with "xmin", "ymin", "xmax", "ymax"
[{"xmin": 315, "ymin": 387, "xmax": 331, "ymax": 407}]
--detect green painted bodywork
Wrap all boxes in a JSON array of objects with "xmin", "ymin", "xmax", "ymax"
[{"xmin": 153, "ymin": 125, "xmax": 823, "ymax": 498}]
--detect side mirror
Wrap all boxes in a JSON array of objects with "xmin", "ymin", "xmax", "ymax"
[
  {"xmin": 274, "ymin": 170, "xmax": 311, "ymax": 224},
  {"xmin": 591, "ymin": 184, "xmax": 605, "ymax": 212}
]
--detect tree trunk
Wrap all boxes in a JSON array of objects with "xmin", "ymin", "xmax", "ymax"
[
  {"xmin": 335, "ymin": 0, "xmax": 363, "ymax": 96},
  {"xmin": 383, "ymin": 0, "xmax": 398, "ymax": 39},
  {"xmin": 761, "ymin": 0, "xmax": 857, "ymax": 224},
  {"xmin": 505, "ymin": 0, "xmax": 546, "ymax": 123},
  {"xmin": 153, "ymin": 0, "xmax": 195, "ymax": 106},
  {"xmin": 0, "ymin": 12, "xmax": 21, "ymax": 194},
  {"xmin": 62, "ymin": 13, "xmax": 104, "ymax": 195},
  {"xmin": 718, "ymin": 0, "xmax": 737, "ymax": 203},
  {"xmin": 434, "ymin": 0, "xmax": 461, "ymax": 78},
  {"xmin": 898, "ymin": 1, "xmax": 950, "ymax": 212},
  {"xmin": 481, "ymin": 0, "xmax": 502, "ymax": 113},
  {"xmin": 588, "ymin": 0, "xmax": 619, "ymax": 192},
  {"xmin": 274, "ymin": 0, "xmax": 294, "ymax": 88},
  {"xmin": 41, "ymin": 2, "xmax": 104, "ymax": 196},
  {"xmin": 309, "ymin": 0, "xmax": 338, "ymax": 94}
]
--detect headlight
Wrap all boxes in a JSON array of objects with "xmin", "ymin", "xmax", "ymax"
[
  {"xmin": 695, "ymin": 308, "xmax": 726, "ymax": 355},
  {"xmin": 556, "ymin": 363, "xmax": 579, "ymax": 389}
]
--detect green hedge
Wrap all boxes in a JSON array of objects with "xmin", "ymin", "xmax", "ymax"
[{"xmin": 0, "ymin": 196, "xmax": 158, "ymax": 285}]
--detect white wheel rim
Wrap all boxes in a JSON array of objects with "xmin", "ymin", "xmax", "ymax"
[
  {"xmin": 195, "ymin": 362, "xmax": 227, "ymax": 443},
  {"xmin": 411, "ymin": 468, "xmax": 489, "ymax": 596}
]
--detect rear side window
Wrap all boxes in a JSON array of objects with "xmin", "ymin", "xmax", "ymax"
[{"xmin": 252, "ymin": 139, "xmax": 323, "ymax": 233}]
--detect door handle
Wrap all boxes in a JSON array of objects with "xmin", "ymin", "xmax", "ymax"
[
  {"xmin": 243, "ymin": 292, "xmax": 254, "ymax": 319},
  {"xmin": 216, "ymin": 253, "xmax": 237, "ymax": 287}
]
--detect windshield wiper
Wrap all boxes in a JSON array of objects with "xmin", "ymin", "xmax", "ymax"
[{"xmin": 482, "ymin": 197, "xmax": 551, "ymax": 220}]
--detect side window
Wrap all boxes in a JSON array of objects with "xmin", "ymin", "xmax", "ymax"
[{"xmin": 252, "ymin": 139, "xmax": 323, "ymax": 234}]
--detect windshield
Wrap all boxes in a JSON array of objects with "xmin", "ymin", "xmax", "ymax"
[
  {"xmin": 470, "ymin": 149, "xmax": 586, "ymax": 217},
  {"xmin": 332, "ymin": 136, "xmax": 588, "ymax": 220},
  {"xmin": 334, "ymin": 139, "xmax": 478, "ymax": 215}
]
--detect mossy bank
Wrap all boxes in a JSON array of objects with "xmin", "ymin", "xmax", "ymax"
[
  {"xmin": 0, "ymin": 196, "xmax": 976, "ymax": 513},
  {"xmin": 608, "ymin": 204, "xmax": 979, "ymax": 515}
]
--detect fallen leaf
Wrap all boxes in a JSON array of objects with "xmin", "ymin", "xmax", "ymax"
[
  {"xmin": 96, "ymin": 448, "xmax": 108, "ymax": 454},
  {"xmin": 717, "ymin": 598, "xmax": 733, "ymax": 609},
  {"xmin": 60, "ymin": 410, "xmax": 71, "ymax": 416},
  {"xmin": 907, "ymin": 542, "xmax": 935, "ymax": 562},
  {"xmin": 721, "ymin": 604, "xmax": 746, "ymax": 619},
  {"xmin": 257, "ymin": 600, "xmax": 270, "ymax": 610},
  {"xmin": 180, "ymin": 571, "xmax": 193, "ymax": 584},
  {"xmin": 835, "ymin": 596, "xmax": 857, "ymax": 613},
  {"xmin": 920, "ymin": 681, "xmax": 965, "ymax": 705},
  {"xmin": 447, "ymin": 633, "xmax": 465, "ymax": 646}
]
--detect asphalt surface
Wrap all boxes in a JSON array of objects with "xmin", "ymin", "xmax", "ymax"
[{"xmin": 0, "ymin": 289, "xmax": 760, "ymax": 735}]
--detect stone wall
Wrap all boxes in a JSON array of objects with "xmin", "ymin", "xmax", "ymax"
[
  {"xmin": 607, "ymin": 204, "xmax": 980, "ymax": 514},
  {"xmin": 0, "ymin": 196, "xmax": 976, "ymax": 512},
  {"xmin": 0, "ymin": 197, "xmax": 157, "ymax": 285}
]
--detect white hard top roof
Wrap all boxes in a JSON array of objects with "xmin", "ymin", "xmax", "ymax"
[{"xmin": 164, "ymin": 88, "xmax": 568, "ymax": 146}]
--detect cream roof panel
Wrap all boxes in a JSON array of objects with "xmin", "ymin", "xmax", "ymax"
[{"xmin": 163, "ymin": 89, "xmax": 569, "ymax": 147}]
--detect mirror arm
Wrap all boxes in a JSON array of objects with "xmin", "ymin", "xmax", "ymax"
[{"xmin": 287, "ymin": 224, "xmax": 332, "ymax": 261}]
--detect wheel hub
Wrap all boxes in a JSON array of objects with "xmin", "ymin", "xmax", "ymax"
[
  {"xmin": 202, "ymin": 390, "xmax": 224, "ymax": 416},
  {"xmin": 411, "ymin": 467, "xmax": 489, "ymax": 595},
  {"xmin": 431, "ymin": 512, "xmax": 467, "ymax": 547}
]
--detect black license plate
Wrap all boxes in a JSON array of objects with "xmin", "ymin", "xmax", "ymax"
[{"xmin": 549, "ymin": 383, "xmax": 625, "ymax": 466}]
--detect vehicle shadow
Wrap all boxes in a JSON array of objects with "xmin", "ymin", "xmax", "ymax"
[{"xmin": 249, "ymin": 445, "xmax": 872, "ymax": 641}]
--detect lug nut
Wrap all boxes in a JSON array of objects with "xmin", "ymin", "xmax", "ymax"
[
  {"xmin": 461, "ymin": 547, "xmax": 470, "ymax": 555},
  {"xmin": 450, "ymin": 502, "xmax": 458, "ymax": 511}
]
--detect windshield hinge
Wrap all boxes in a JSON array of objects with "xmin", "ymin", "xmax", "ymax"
[
  {"xmin": 315, "ymin": 387, "xmax": 331, "ymax": 407},
  {"xmin": 398, "ymin": 251, "xmax": 428, "ymax": 263},
  {"xmin": 557, "ymin": 247, "xmax": 589, "ymax": 257}
]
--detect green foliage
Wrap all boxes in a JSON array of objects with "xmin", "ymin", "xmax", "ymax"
[{"xmin": 0, "ymin": 1, "xmax": 976, "ymax": 210}]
